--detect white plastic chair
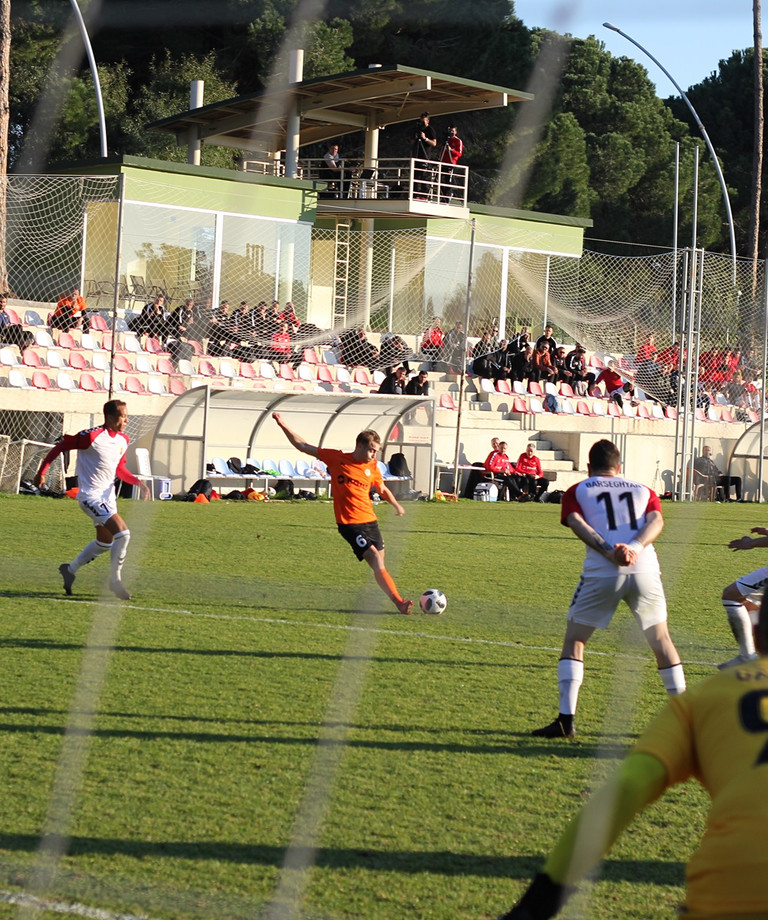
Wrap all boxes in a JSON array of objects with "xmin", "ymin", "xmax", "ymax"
[
  {"xmin": 512, "ymin": 380, "xmax": 527, "ymax": 396},
  {"xmin": 260, "ymin": 457, "xmax": 279, "ymax": 474},
  {"xmin": 219, "ymin": 360, "xmax": 237, "ymax": 379},
  {"xmin": 8, "ymin": 368, "xmax": 30, "ymax": 388},
  {"xmin": 372, "ymin": 369, "xmax": 385, "ymax": 386},
  {"xmin": 591, "ymin": 400, "xmax": 607, "ymax": 417},
  {"xmin": 81, "ymin": 333, "xmax": 102, "ymax": 351},
  {"xmin": 177, "ymin": 358, "xmax": 196, "ymax": 376},
  {"xmin": 529, "ymin": 397, "xmax": 544, "ymax": 414},
  {"xmin": 56, "ymin": 371, "xmax": 78, "ymax": 391},
  {"xmin": 479, "ymin": 377, "xmax": 495, "ymax": 394},
  {"xmin": 135, "ymin": 353, "xmax": 155, "ymax": 374},
  {"xmin": 122, "ymin": 334, "xmax": 143, "ymax": 353},
  {"xmin": 46, "ymin": 350, "xmax": 66, "ymax": 369},
  {"xmin": 147, "ymin": 375, "xmax": 168, "ymax": 396},
  {"xmin": 278, "ymin": 458, "xmax": 298, "ymax": 478},
  {"xmin": 0, "ymin": 346, "xmax": 19, "ymax": 366},
  {"xmin": 544, "ymin": 381, "xmax": 559, "ymax": 397},
  {"xmin": 132, "ymin": 447, "xmax": 156, "ymax": 500},
  {"xmin": 91, "ymin": 352, "xmax": 110, "ymax": 372},
  {"xmin": 259, "ymin": 362, "xmax": 277, "ymax": 380},
  {"xmin": 336, "ymin": 366, "xmax": 352, "ymax": 384},
  {"xmin": 297, "ymin": 363, "xmax": 315, "ymax": 382},
  {"xmin": 35, "ymin": 329, "xmax": 57, "ymax": 349}
]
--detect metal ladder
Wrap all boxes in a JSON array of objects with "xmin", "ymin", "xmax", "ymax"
[{"xmin": 333, "ymin": 219, "xmax": 352, "ymax": 327}]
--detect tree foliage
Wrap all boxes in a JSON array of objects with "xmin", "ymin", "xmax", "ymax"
[{"xmin": 4, "ymin": 0, "xmax": 752, "ymax": 253}]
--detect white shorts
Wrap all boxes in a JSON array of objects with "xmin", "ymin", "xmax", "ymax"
[
  {"xmin": 568, "ymin": 572, "xmax": 668, "ymax": 630},
  {"xmin": 79, "ymin": 495, "xmax": 118, "ymax": 526},
  {"xmin": 735, "ymin": 565, "xmax": 768, "ymax": 623}
]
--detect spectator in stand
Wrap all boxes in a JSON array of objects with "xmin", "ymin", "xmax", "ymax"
[
  {"xmin": 516, "ymin": 442, "xmax": 549, "ymax": 500},
  {"xmin": 489, "ymin": 323, "xmax": 501, "ymax": 348},
  {"xmin": 444, "ymin": 321, "xmax": 466, "ymax": 372},
  {"xmin": 283, "ymin": 301, "xmax": 301, "ymax": 334},
  {"xmin": 552, "ymin": 345, "xmax": 572, "ymax": 384},
  {"xmin": 339, "ymin": 327, "xmax": 380, "ymax": 372},
  {"xmin": 564, "ymin": 344, "xmax": 595, "ymax": 394},
  {"xmin": 0, "ymin": 293, "xmax": 33, "ymax": 354},
  {"xmin": 636, "ymin": 332, "xmax": 658, "ymax": 365},
  {"xmin": 724, "ymin": 370, "xmax": 749, "ymax": 408},
  {"xmin": 207, "ymin": 300, "xmax": 234, "ymax": 356},
  {"xmin": 440, "ymin": 125, "xmax": 463, "ymax": 201},
  {"xmin": 536, "ymin": 324, "xmax": 557, "ymax": 355},
  {"xmin": 636, "ymin": 332, "xmax": 661, "ymax": 394},
  {"xmin": 51, "ymin": 285, "xmax": 89, "ymax": 332},
  {"xmin": 509, "ymin": 327, "xmax": 531, "ymax": 354},
  {"xmin": 377, "ymin": 366, "xmax": 407, "ymax": 395},
  {"xmin": 657, "ymin": 341, "xmax": 683, "ymax": 374},
  {"xmin": 510, "ymin": 344, "xmax": 533, "ymax": 383},
  {"xmin": 132, "ymin": 293, "xmax": 167, "ymax": 346},
  {"xmin": 270, "ymin": 320, "xmax": 293, "ymax": 362},
  {"xmin": 168, "ymin": 298, "xmax": 195, "ymax": 341},
  {"xmin": 380, "ymin": 334, "xmax": 411, "ymax": 375},
  {"xmin": 321, "ymin": 142, "xmax": 345, "ymax": 197},
  {"xmin": 470, "ymin": 330, "xmax": 495, "ymax": 378},
  {"xmin": 694, "ymin": 444, "xmax": 743, "ymax": 502},
  {"xmin": 595, "ymin": 360, "xmax": 633, "ymax": 408},
  {"xmin": 530, "ymin": 341, "xmax": 556, "ymax": 383},
  {"xmin": 484, "ymin": 440, "xmax": 524, "ymax": 501},
  {"xmin": 421, "ymin": 317, "xmax": 444, "ymax": 370},
  {"xmin": 405, "ymin": 370, "xmax": 429, "ymax": 395}
]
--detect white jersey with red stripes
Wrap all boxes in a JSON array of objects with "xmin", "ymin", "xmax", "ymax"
[
  {"xmin": 40, "ymin": 426, "xmax": 136, "ymax": 505},
  {"xmin": 561, "ymin": 476, "xmax": 662, "ymax": 576}
]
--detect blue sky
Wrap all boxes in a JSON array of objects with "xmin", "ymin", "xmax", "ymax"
[{"xmin": 511, "ymin": 0, "xmax": 759, "ymax": 94}]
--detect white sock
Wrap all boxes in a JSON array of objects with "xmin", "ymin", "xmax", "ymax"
[
  {"xmin": 557, "ymin": 658, "xmax": 584, "ymax": 715},
  {"xmin": 70, "ymin": 540, "xmax": 110, "ymax": 573},
  {"xmin": 659, "ymin": 663, "xmax": 686, "ymax": 695},
  {"xmin": 110, "ymin": 530, "xmax": 130, "ymax": 583},
  {"xmin": 722, "ymin": 600, "xmax": 756, "ymax": 658}
]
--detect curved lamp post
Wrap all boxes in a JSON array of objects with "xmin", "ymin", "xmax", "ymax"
[
  {"xmin": 69, "ymin": 0, "xmax": 107, "ymax": 157},
  {"xmin": 603, "ymin": 22, "xmax": 737, "ymax": 278}
]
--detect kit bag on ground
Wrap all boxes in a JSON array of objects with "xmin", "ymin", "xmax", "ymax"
[{"xmin": 186, "ymin": 478, "xmax": 213, "ymax": 500}]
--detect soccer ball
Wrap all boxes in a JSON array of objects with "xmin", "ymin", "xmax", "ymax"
[{"xmin": 420, "ymin": 589, "xmax": 447, "ymax": 615}]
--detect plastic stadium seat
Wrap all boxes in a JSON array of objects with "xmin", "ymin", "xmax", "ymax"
[
  {"xmin": 89, "ymin": 313, "xmax": 110, "ymax": 332},
  {"xmin": 68, "ymin": 351, "xmax": 90, "ymax": 371},
  {"xmin": 57, "ymin": 332, "xmax": 80, "ymax": 350},
  {"xmin": 188, "ymin": 340, "xmax": 203, "ymax": 356},
  {"xmin": 372, "ymin": 369, "xmax": 386, "ymax": 386},
  {"xmin": 169, "ymin": 377, "xmax": 187, "ymax": 395},
  {"xmin": 336, "ymin": 366, "xmax": 352, "ymax": 384},
  {"xmin": 144, "ymin": 337, "xmax": 164, "ymax": 354},
  {"xmin": 6, "ymin": 307, "xmax": 20, "ymax": 324},
  {"xmin": 665, "ymin": 406, "xmax": 678, "ymax": 420},
  {"xmin": 219, "ymin": 360, "xmax": 237, "ymax": 380},
  {"xmin": 512, "ymin": 396, "xmax": 532, "ymax": 415},
  {"xmin": 353, "ymin": 366, "xmax": 373, "ymax": 386},
  {"xmin": 56, "ymin": 371, "xmax": 78, "ymax": 391},
  {"xmin": 559, "ymin": 382, "xmax": 575, "ymax": 398},
  {"xmin": 279, "ymin": 363, "xmax": 296, "ymax": 381},
  {"xmin": 124, "ymin": 375, "xmax": 147, "ymax": 395},
  {"xmin": 316, "ymin": 364, "xmax": 335, "ymax": 384},
  {"xmin": 79, "ymin": 372, "xmax": 104, "ymax": 392},
  {"xmin": 8, "ymin": 368, "xmax": 30, "ymax": 388},
  {"xmin": 720, "ymin": 406, "xmax": 736, "ymax": 423},
  {"xmin": 528, "ymin": 397, "xmax": 545, "ymax": 414},
  {"xmin": 748, "ymin": 409, "xmax": 760, "ymax": 424},
  {"xmin": 0, "ymin": 346, "xmax": 19, "ymax": 366},
  {"xmin": 651, "ymin": 403, "xmax": 665, "ymax": 420},
  {"xmin": 177, "ymin": 358, "xmax": 196, "ymax": 377},
  {"xmin": 544, "ymin": 381, "xmax": 559, "ymax": 397},
  {"xmin": 35, "ymin": 329, "xmax": 57, "ymax": 349},
  {"xmin": 591, "ymin": 400, "xmax": 607, "ymax": 417},
  {"xmin": 25, "ymin": 309, "xmax": 44, "ymax": 327},
  {"xmin": 239, "ymin": 362, "xmax": 257, "ymax": 379},
  {"xmin": 577, "ymin": 400, "xmax": 596, "ymax": 417},
  {"xmin": 303, "ymin": 347, "xmax": 319, "ymax": 365},
  {"xmin": 560, "ymin": 399, "xmax": 576, "ymax": 415},
  {"xmin": 134, "ymin": 354, "xmax": 155, "ymax": 375},
  {"xmin": 322, "ymin": 349, "xmax": 338, "ymax": 365},
  {"xmin": 607, "ymin": 401, "xmax": 621, "ymax": 418},
  {"xmin": 495, "ymin": 379, "xmax": 512, "ymax": 395},
  {"xmin": 22, "ymin": 350, "xmax": 42, "ymax": 368},
  {"xmin": 122, "ymin": 334, "xmax": 143, "ymax": 354},
  {"xmin": 46, "ymin": 350, "xmax": 66, "ymax": 369},
  {"xmin": 528, "ymin": 380, "xmax": 544, "ymax": 397},
  {"xmin": 439, "ymin": 393, "xmax": 458, "ymax": 410},
  {"xmin": 147, "ymin": 375, "xmax": 168, "ymax": 395},
  {"xmin": 479, "ymin": 377, "xmax": 495, "ymax": 395},
  {"xmin": 297, "ymin": 363, "xmax": 315, "ymax": 383},
  {"xmin": 259, "ymin": 362, "xmax": 277, "ymax": 380},
  {"xmin": 32, "ymin": 370, "xmax": 54, "ymax": 390}
]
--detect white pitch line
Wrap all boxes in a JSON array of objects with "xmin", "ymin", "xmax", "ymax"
[
  {"xmin": 0, "ymin": 888, "xmax": 153, "ymax": 920},
  {"xmin": 33, "ymin": 597, "xmax": 722, "ymax": 668}
]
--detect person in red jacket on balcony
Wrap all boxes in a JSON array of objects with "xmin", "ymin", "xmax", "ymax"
[{"xmin": 515, "ymin": 442, "xmax": 549, "ymax": 501}]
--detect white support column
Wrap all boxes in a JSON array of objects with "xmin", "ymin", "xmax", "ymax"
[
  {"xmin": 285, "ymin": 50, "xmax": 304, "ymax": 179},
  {"xmin": 187, "ymin": 80, "xmax": 204, "ymax": 166}
]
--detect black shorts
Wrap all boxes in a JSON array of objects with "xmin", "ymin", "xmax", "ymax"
[{"xmin": 337, "ymin": 521, "xmax": 384, "ymax": 561}]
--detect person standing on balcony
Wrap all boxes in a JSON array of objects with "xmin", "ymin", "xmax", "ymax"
[
  {"xmin": 440, "ymin": 125, "xmax": 464, "ymax": 201},
  {"xmin": 411, "ymin": 112, "xmax": 437, "ymax": 198}
]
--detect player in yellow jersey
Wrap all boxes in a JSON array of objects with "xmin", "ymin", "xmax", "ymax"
[
  {"xmin": 272, "ymin": 412, "xmax": 414, "ymax": 615},
  {"xmin": 497, "ymin": 590, "xmax": 768, "ymax": 920}
]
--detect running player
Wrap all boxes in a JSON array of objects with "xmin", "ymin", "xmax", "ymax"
[
  {"xmin": 532, "ymin": 439, "xmax": 685, "ymax": 738},
  {"xmin": 272, "ymin": 412, "xmax": 414, "ymax": 615},
  {"xmin": 717, "ymin": 525, "xmax": 768, "ymax": 668},
  {"xmin": 497, "ymin": 590, "xmax": 768, "ymax": 920},
  {"xmin": 34, "ymin": 399, "xmax": 150, "ymax": 599}
]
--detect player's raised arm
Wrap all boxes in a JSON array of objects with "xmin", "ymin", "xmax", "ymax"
[{"xmin": 272, "ymin": 412, "xmax": 319, "ymax": 457}]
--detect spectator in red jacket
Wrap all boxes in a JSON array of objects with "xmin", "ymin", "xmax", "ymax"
[
  {"xmin": 595, "ymin": 360, "xmax": 633, "ymax": 408},
  {"xmin": 421, "ymin": 317, "xmax": 444, "ymax": 370},
  {"xmin": 515, "ymin": 442, "xmax": 549, "ymax": 501},
  {"xmin": 484, "ymin": 440, "xmax": 524, "ymax": 501}
]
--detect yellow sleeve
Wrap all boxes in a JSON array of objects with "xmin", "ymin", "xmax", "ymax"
[{"xmin": 544, "ymin": 753, "xmax": 669, "ymax": 885}]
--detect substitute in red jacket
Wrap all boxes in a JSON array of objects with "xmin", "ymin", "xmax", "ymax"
[
  {"xmin": 484, "ymin": 440, "xmax": 523, "ymax": 501},
  {"xmin": 515, "ymin": 442, "xmax": 549, "ymax": 500}
]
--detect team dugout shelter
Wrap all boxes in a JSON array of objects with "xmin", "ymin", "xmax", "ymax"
[{"xmin": 147, "ymin": 389, "xmax": 435, "ymax": 494}]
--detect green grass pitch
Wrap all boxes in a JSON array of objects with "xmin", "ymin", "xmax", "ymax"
[{"xmin": 0, "ymin": 493, "xmax": 761, "ymax": 920}]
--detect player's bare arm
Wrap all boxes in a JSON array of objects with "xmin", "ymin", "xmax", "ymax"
[
  {"xmin": 272, "ymin": 412, "xmax": 319, "ymax": 457},
  {"xmin": 379, "ymin": 483, "xmax": 405, "ymax": 517},
  {"xmin": 566, "ymin": 511, "xmax": 620, "ymax": 563}
]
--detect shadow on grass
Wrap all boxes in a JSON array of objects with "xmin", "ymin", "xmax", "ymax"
[
  {"xmin": 0, "ymin": 637, "xmax": 555, "ymax": 671},
  {"xmin": 0, "ymin": 833, "xmax": 685, "ymax": 883}
]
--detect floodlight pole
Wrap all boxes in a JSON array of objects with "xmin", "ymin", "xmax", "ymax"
[
  {"xmin": 603, "ymin": 22, "xmax": 737, "ymax": 282},
  {"xmin": 68, "ymin": 0, "xmax": 107, "ymax": 158}
]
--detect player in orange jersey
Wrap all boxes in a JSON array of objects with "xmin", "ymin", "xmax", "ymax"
[{"xmin": 272, "ymin": 413, "xmax": 414, "ymax": 615}]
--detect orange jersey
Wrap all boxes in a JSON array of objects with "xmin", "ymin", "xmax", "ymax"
[
  {"xmin": 54, "ymin": 294, "xmax": 87, "ymax": 318},
  {"xmin": 318, "ymin": 448, "xmax": 383, "ymax": 525}
]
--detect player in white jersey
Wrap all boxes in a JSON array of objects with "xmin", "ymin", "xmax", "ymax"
[
  {"xmin": 532, "ymin": 439, "xmax": 686, "ymax": 738},
  {"xmin": 716, "ymin": 525, "xmax": 768, "ymax": 669},
  {"xmin": 35, "ymin": 400, "xmax": 150, "ymax": 599}
]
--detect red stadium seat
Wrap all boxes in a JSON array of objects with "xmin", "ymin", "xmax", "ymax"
[
  {"xmin": 439, "ymin": 393, "xmax": 458, "ymax": 410},
  {"xmin": 124, "ymin": 375, "xmax": 147, "ymax": 395}
]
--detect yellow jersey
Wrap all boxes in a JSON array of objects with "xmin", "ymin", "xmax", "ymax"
[{"xmin": 634, "ymin": 657, "xmax": 768, "ymax": 916}]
